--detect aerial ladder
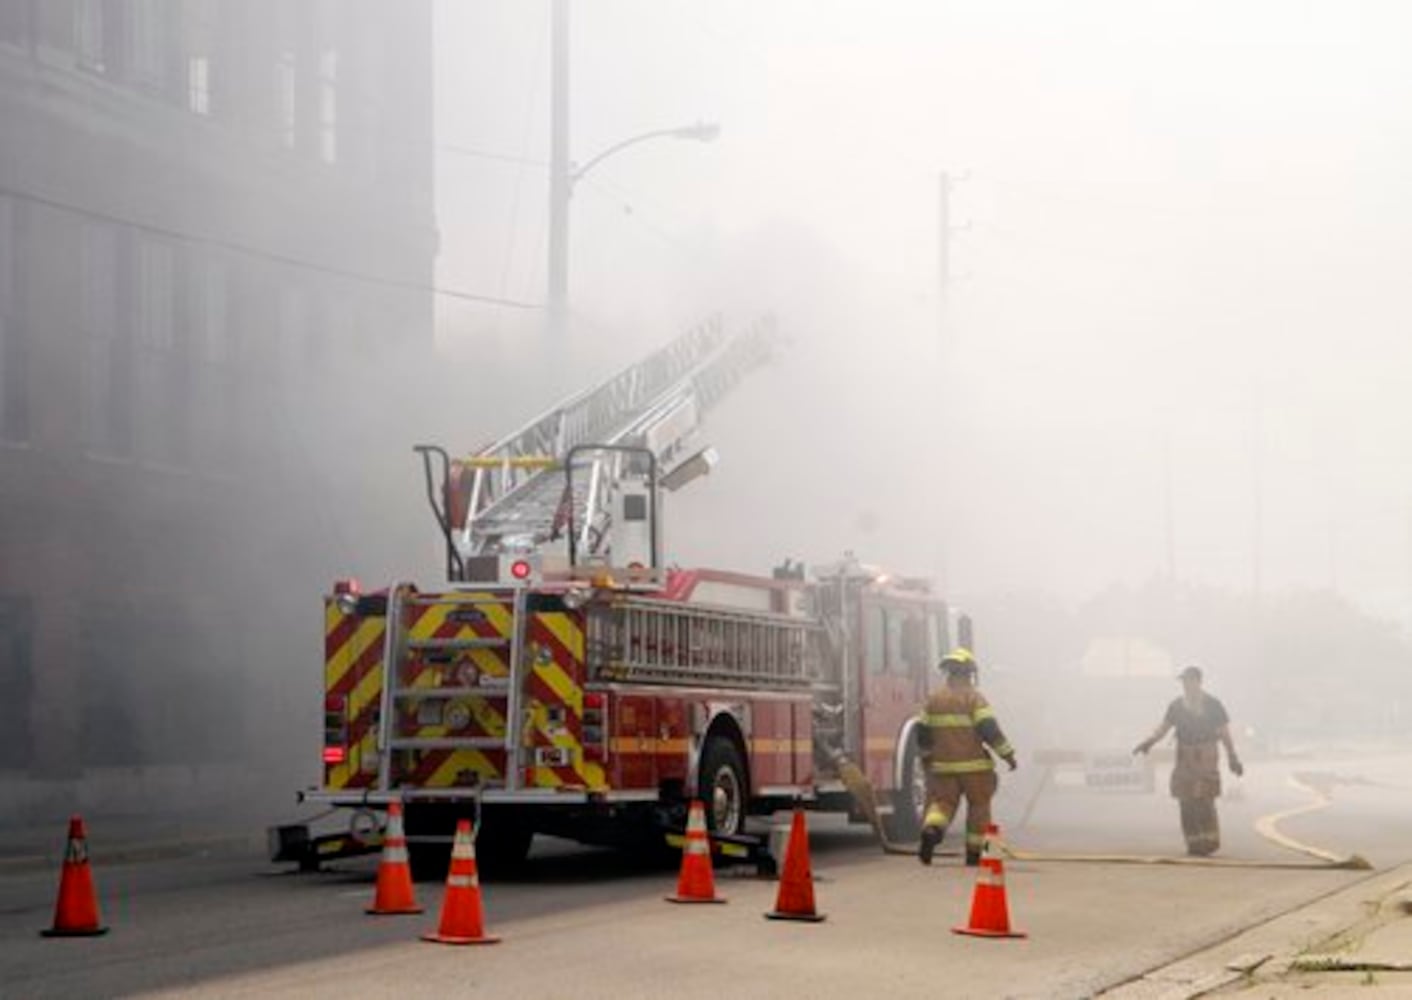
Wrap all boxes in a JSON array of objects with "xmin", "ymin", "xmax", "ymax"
[{"xmin": 414, "ymin": 313, "xmax": 777, "ymax": 587}]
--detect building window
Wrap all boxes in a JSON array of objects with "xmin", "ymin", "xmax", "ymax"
[
  {"xmin": 0, "ymin": 197, "xmax": 28, "ymax": 444},
  {"xmin": 81, "ymin": 224, "xmax": 133, "ymax": 459},
  {"xmin": 319, "ymin": 50, "xmax": 338, "ymax": 163},
  {"xmin": 189, "ymin": 253, "xmax": 234, "ymax": 470},
  {"xmin": 188, "ymin": 56, "xmax": 210, "ymax": 114},
  {"xmin": 278, "ymin": 285, "xmax": 308, "ymax": 373},
  {"xmin": 0, "ymin": 1, "xmax": 32, "ymax": 50},
  {"xmin": 0, "ymin": 598, "xmax": 35, "ymax": 772},
  {"xmin": 134, "ymin": 238, "xmax": 185, "ymax": 467},
  {"xmin": 194, "ymin": 258, "xmax": 228, "ymax": 367},
  {"xmin": 278, "ymin": 50, "xmax": 297, "ymax": 149},
  {"xmin": 185, "ymin": 0, "xmax": 214, "ymax": 115},
  {"xmin": 128, "ymin": 0, "xmax": 166, "ymax": 91},
  {"xmin": 74, "ymin": 0, "xmax": 104, "ymax": 73}
]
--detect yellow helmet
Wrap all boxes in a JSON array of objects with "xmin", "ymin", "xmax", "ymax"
[{"xmin": 939, "ymin": 648, "xmax": 977, "ymax": 674}]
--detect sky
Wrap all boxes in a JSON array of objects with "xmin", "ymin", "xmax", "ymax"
[{"xmin": 431, "ymin": 1, "xmax": 1412, "ymax": 625}]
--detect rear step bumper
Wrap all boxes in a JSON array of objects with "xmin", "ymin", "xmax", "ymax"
[{"xmin": 299, "ymin": 787, "xmax": 662, "ymax": 808}]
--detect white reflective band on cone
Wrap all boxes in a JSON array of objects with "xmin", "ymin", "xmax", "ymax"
[
  {"xmin": 384, "ymin": 847, "xmax": 408, "ymax": 864},
  {"xmin": 447, "ymin": 874, "xmax": 478, "ymax": 888}
]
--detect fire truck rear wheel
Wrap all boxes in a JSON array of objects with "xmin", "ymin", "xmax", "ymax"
[
  {"xmin": 475, "ymin": 818, "xmax": 534, "ymax": 873},
  {"xmin": 699, "ymin": 736, "xmax": 748, "ymax": 837},
  {"xmin": 408, "ymin": 843, "xmax": 450, "ymax": 883},
  {"xmin": 884, "ymin": 738, "xmax": 925, "ymax": 843}
]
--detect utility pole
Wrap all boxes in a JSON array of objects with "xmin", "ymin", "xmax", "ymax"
[
  {"xmin": 1163, "ymin": 432, "xmax": 1177, "ymax": 581},
  {"xmin": 547, "ymin": 0, "xmax": 570, "ymax": 341},
  {"xmin": 937, "ymin": 171, "xmax": 954, "ymax": 332},
  {"xmin": 934, "ymin": 170, "xmax": 963, "ymax": 595},
  {"xmin": 1251, "ymin": 386, "xmax": 1264, "ymax": 603}
]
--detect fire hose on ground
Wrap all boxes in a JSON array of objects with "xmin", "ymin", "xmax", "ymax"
[{"xmin": 839, "ymin": 758, "xmax": 1371, "ymax": 871}]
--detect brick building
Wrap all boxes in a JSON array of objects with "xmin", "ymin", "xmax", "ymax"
[{"xmin": 0, "ymin": 1, "xmax": 435, "ymax": 820}]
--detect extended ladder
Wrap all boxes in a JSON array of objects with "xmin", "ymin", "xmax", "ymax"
[{"xmin": 421, "ymin": 314, "xmax": 777, "ymax": 581}]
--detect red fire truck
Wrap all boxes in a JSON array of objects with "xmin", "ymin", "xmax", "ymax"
[{"xmin": 282, "ymin": 317, "xmax": 971, "ymax": 875}]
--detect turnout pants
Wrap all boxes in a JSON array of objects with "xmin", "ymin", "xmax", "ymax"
[
  {"xmin": 1171, "ymin": 742, "xmax": 1222, "ymax": 856},
  {"xmin": 922, "ymin": 770, "xmax": 998, "ymax": 863}
]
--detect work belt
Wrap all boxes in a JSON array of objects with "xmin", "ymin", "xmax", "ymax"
[{"xmin": 928, "ymin": 758, "xmax": 995, "ymax": 775}]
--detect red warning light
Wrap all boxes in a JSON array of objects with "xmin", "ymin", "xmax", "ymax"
[
  {"xmin": 322, "ymin": 746, "xmax": 347, "ymax": 765},
  {"xmin": 510, "ymin": 559, "xmax": 532, "ymax": 580}
]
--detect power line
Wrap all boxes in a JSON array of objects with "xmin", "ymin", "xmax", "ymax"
[
  {"xmin": 492, "ymin": 1, "xmax": 551, "ymax": 335},
  {"xmin": 0, "ymin": 184, "xmax": 541, "ymax": 310},
  {"xmin": 577, "ymin": 176, "xmax": 711, "ymax": 266},
  {"xmin": 438, "ymin": 143, "xmax": 547, "ymax": 171}
]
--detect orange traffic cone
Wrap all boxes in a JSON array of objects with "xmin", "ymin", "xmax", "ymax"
[
  {"xmin": 667, "ymin": 799, "xmax": 725, "ymax": 904},
  {"xmin": 421, "ymin": 819, "xmax": 500, "ymax": 945},
  {"xmin": 41, "ymin": 815, "xmax": 108, "ymax": 937},
  {"xmin": 366, "ymin": 800, "xmax": 422, "ymax": 915},
  {"xmin": 765, "ymin": 807, "xmax": 825, "ymax": 922},
  {"xmin": 953, "ymin": 823, "xmax": 1026, "ymax": 939}
]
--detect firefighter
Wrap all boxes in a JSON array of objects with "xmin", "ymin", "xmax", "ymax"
[
  {"xmin": 916, "ymin": 649, "xmax": 1018, "ymax": 866},
  {"xmin": 1133, "ymin": 664, "xmax": 1243, "ymax": 856}
]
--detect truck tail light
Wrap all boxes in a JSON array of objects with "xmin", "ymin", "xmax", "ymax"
[
  {"xmin": 324, "ymin": 695, "xmax": 348, "ymax": 766},
  {"xmin": 582, "ymin": 692, "xmax": 607, "ymax": 762}
]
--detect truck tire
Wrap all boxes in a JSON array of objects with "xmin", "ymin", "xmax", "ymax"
[
  {"xmin": 884, "ymin": 737, "xmax": 925, "ymax": 843},
  {"xmin": 405, "ymin": 810, "xmax": 533, "ymax": 880},
  {"xmin": 475, "ymin": 816, "xmax": 534, "ymax": 873},
  {"xmin": 698, "ymin": 736, "xmax": 748, "ymax": 837},
  {"xmin": 408, "ymin": 842, "xmax": 450, "ymax": 883}
]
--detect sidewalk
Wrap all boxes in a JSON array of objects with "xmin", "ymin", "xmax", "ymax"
[
  {"xmin": 0, "ymin": 811, "xmax": 274, "ymax": 874},
  {"xmin": 1101, "ymin": 862, "xmax": 1412, "ymax": 998},
  {"xmin": 0, "ymin": 762, "xmax": 308, "ymax": 873}
]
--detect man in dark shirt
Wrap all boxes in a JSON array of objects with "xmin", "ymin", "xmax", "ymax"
[{"xmin": 1133, "ymin": 665, "xmax": 1243, "ymax": 856}]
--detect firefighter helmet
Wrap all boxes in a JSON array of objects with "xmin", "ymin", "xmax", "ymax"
[{"xmin": 939, "ymin": 648, "xmax": 977, "ymax": 675}]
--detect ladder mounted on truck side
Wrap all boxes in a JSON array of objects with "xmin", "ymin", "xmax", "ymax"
[
  {"xmin": 586, "ymin": 596, "xmax": 818, "ymax": 689},
  {"xmin": 415, "ymin": 314, "xmax": 777, "ymax": 586}
]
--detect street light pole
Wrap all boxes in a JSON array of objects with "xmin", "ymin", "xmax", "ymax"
[
  {"xmin": 544, "ymin": 2, "xmax": 718, "ymax": 341},
  {"xmin": 547, "ymin": 0, "xmax": 571, "ymax": 342}
]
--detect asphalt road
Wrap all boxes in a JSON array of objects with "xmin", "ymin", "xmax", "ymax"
[{"xmin": 3, "ymin": 750, "xmax": 1408, "ymax": 1000}]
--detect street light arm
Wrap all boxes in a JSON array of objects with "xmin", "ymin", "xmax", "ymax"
[{"xmin": 570, "ymin": 122, "xmax": 719, "ymax": 188}]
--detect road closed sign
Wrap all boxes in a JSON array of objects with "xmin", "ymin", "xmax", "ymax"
[{"xmin": 1084, "ymin": 750, "xmax": 1154, "ymax": 793}]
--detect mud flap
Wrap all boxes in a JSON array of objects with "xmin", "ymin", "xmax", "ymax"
[
  {"xmin": 662, "ymin": 829, "xmax": 778, "ymax": 878},
  {"xmin": 268, "ymin": 823, "xmax": 383, "ymax": 870}
]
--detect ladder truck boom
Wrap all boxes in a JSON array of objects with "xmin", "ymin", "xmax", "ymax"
[{"xmin": 417, "ymin": 314, "xmax": 776, "ymax": 585}]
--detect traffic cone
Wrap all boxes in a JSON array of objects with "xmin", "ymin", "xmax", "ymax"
[
  {"xmin": 953, "ymin": 823, "xmax": 1026, "ymax": 939},
  {"xmin": 421, "ymin": 819, "xmax": 500, "ymax": 945},
  {"xmin": 667, "ymin": 800, "xmax": 725, "ymax": 904},
  {"xmin": 41, "ymin": 815, "xmax": 108, "ymax": 937},
  {"xmin": 765, "ymin": 807, "xmax": 825, "ymax": 922},
  {"xmin": 366, "ymin": 800, "xmax": 422, "ymax": 915}
]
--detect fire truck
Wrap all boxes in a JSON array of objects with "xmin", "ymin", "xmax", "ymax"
[{"xmin": 281, "ymin": 315, "xmax": 972, "ymax": 876}]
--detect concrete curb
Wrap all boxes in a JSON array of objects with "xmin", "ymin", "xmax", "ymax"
[
  {"xmin": 0, "ymin": 831, "xmax": 266, "ymax": 876},
  {"xmin": 1099, "ymin": 862, "xmax": 1412, "ymax": 998}
]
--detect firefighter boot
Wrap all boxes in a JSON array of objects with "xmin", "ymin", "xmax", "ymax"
[
  {"xmin": 965, "ymin": 830, "xmax": 984, "ymax": 866},
  {"xmin": 918, "ymin": 826, "xmax": 943, "ymax": 866}
]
